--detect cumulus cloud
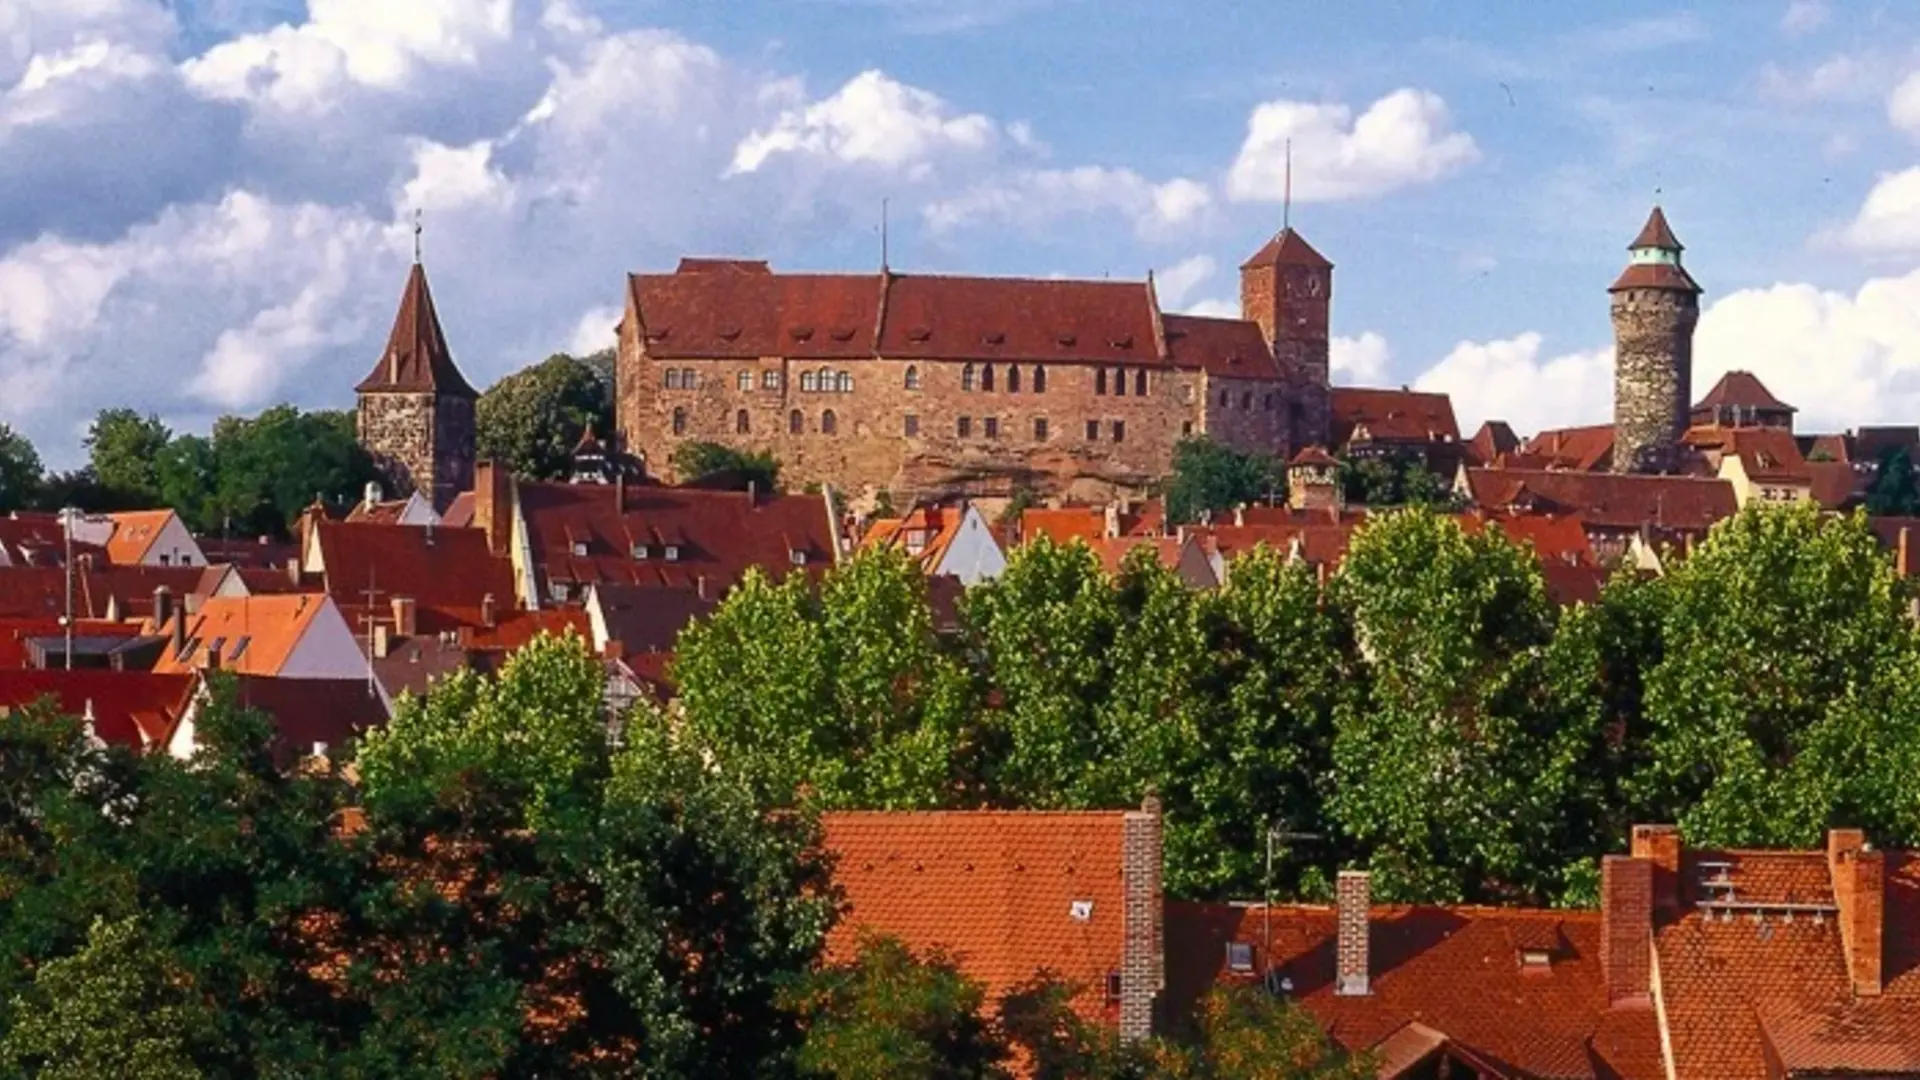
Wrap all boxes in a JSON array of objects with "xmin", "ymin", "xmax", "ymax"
[
  {"xmin": 1227, "ymin": 88, "xmax": 1479, "ymax": 204},
  {"xmin": 1153, "ymin": 255, "xmax": 1216, "ymax": 309},
  {"xmin": 1758, "ymin": 54, "xmax": 1883, "ymax": 105},
  {"xmin": 1414, "ymin": 332, "xmax": 1612, "ymax": 436},
  {"xmin": 1331, "ymin": 332, "xmax": 1392, "ymax": 385},
  {"xmin": 1781, "ymin": 0, "xmax": 1830, "ymax": 35},
  {"xmin": 1836, "ymin": 168, "xmax": 1920, "ymax": 253},
  {"xmin": 926, "ymin": 167, "xmax": 1212, "ymax": 239},
  {"xmin": 1892, "ymin": 71, "xmax": 1920, "ymax": 137},
  {"xmin": 730, "ymin": 69, "xmax": 999, "ymax": 177}
]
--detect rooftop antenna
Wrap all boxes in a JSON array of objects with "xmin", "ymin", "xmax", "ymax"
[
  {"xmin": 1263, "ymin": 820, "xmax": 1321, "ymax": 981},
  {"xmin": 1283, "ymin": 137, "xmax": 1293, "ymax": 231},
  {"xmin": 880, "ymin": 197, "xmax": 890, "ymax": 272},
  {"xmin": 413, "ymin": 208, "xmax": 423, "ymax": 264},
  {"xmin": 359, "ymin": 567, "xmax": 380, "ymax": 700}
]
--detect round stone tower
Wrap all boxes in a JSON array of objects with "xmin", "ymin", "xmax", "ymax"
[{"xmin": 1609, "ymin": 207, "xmax": 1701, "ymax": 474}]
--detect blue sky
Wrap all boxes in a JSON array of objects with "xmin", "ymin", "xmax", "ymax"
[{"xmin": 4, "ymin": 0, "xmax": 1920, "ymax": 466}]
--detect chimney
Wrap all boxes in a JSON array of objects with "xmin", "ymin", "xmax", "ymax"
[
  {"xmin": 1630, "ymin": 824, "xmax": 1682, "ymax": 916},
  {"xmin": 696, "ymin": 574, "xmax": 708, "ymax": 601},
  {"xmin": 373, "ymin": 623, "xmax": 391, "ymax": 660},
  {"xmin": 1119, "ymin": 792, "xmax": 1164, "ymax": 1041},
  {"xmin": 1899, "ymin": 527, "xmax": 1912, "ymax": 578},
  {"xmin": 171, "ymin": 608, "xmax": 188, "ymax": 660},
  {"xmin": 481, "ymin": 593, "xmax": 497, "ymax": 629},
  {"xmin": 1233, "ymin": 504, "xmax": 1245, "ymax": 527},
  {"xmin": 1104, "ymin": 503, "xmax": 1121, "ymax": 539},
  {"xmin": 202, "ymin": 640, "xmax": 222, "ymax": 671},
  {"xmin": 363, "ymin": 481, "xmax": 381, "ymax": 512},
  {"xmin": 286, "ymin": 557, "xmax": 301, "ymax": 587},
  {"xmin": 1335, "ymin": 870, "xmax": 1370, "ymax": 996},
  {"xmin": 1829, "ymin": 828, "xmax": 1885, "ymax": 997},
  {"xmin": 747, "ymin": 480, "xmax": 758, "ymax": 508},
  {"xmin": 475, "ymin": 460, "xmax": 512, "ymax": 557},
  {"xmin": 391, "ymin": 596, "xmax": 417, "ymax": 638},
  {"xmin": 1601, "ymin": 855, "xmax": 1653, "ymax": 1005},
  {"xmin": 152, "ymin": 586, "xmax": 174, "ymax": 630},
  {"xmin": 615, "ymin": 468, "xmax": 627, "ymax": 514}
]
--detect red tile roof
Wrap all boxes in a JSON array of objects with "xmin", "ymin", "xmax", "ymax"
[
  {"xmin": 315, "ymin": 522, "xmax": 515, "ymax": 634},
  {"xmin": 101, "ymin": 510, "xmax": 178, "ymax": 565},
  {"xmin": 1203, "ymin": 522, "xmax": 1355, "ymax": 568},
  {"xmin": 1610, "ymin": 262, "xmax": 1702, "ymax": 294},
  {"xmin": 0, "ymin": 670, "xmax": 193, "ymax": 749},
  {"xmin": 1693, "ymin": 370, "xmax": 1795, "ymax": 414},
  {"xmin": 440, "ymin": 491, "xmax": 476, "ymax": 529},
  {"xmin": 354, "ymin": 263, "xmax": 476, "ymax": 396},
  {"xmin": 0, "ymin": 618, "xmax": 143, "ymax": 668},
  {"xmin": 0, "ymin": 566, "xmax": 215, "ymax": 620},
  {"xmin": 153, "ymin": 594, "xmax": 334, "ymax": 677},
  {"xmin": 519, "ymin": 481, "xmax": 835, "ymax": 597},
  {"xmin": 1239, "ymin": 227, "xmax": 1333, "ymax": 270},
  {"xmin": 1629, "ymin": 206, "xmax": 1683, "ymax": 251},
  {"xmin": 1331, "ymin": 388, "xmax": 1460, "ymax": 446},
  {"xmin": 226, "ymin": 674, "xmax": 389, "ymax": 761},
  {"xmin": 1461, "ymin": 468, "xmax": 1738, "ymax": 532},
  {"xmin": 460, "ymin": 609, "xmax": 590, "ymax": 653},
  {"xmin": 1521, "ymin": 424, "xmax": 1616, "ymax": 472},
  {"xmin": 1457, "ymin": 510, "xmax": 1597, "ymax": 567},
  {"xmin": 0, "ymin": 514, "xmax": 107, "ymax": 567},
  {"xmin": 1289, "ymin": 445, "xmax": 1341, "ymax": 468},
  {"xmin": 821, "ymin": 811, "xmax": 1132, "ymax": 1020},
  {"xmin": 1160, "ymin": 314, "xmax": 1283, "ymax": 378},
  {"xmin": 1163, "ymin": 902, "xmax": 1664, "ymax": 1080},
  {"xmin": 588, "ymin": 583, "xmax": 716, "ymax": 656},
  {"xmin": 1465, "ymin": 421, "xmax": 1519, "ymax": 466}
]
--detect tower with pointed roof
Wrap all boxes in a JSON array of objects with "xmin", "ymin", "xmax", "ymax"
[
  {"xmin": 1240, "ymin": 227, "xmax": 1333, "ymax": 451},
  {"xmin": 355, "ymin": 261, "xmax": 478, "ymax": 512},
  {"xmin": 1609, "ymin": 207, "xmax": 1701, "ymax": 474}
]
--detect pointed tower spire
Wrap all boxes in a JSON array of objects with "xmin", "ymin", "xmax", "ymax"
[
  {"xmin": 354, "ymin": 262, "xmax": 478, "ymax": 397},
  {"xmin": 1629, "ymin": 205, "xmax": 1682, "ymax": 252}
]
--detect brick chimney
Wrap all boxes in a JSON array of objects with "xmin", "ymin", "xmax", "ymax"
[
  {"xmin": 1630, "ymin": 823, "xmax": 1682, "ymax": 917},
  {"xmin": 391, "ymin": 596, "xmax": 417, "ymax": 638},
  {"xmin": 152, "ymin": 586, "xmax": 173, "ymax": 631},
  {"xmin": 1601, "ymin": 855, "xmax": 1653, "ymax": 1005},
  {"xmin": 1828, "ymin": 828, "xmax": 1885, "ymax": 997},
  {"xmin": 1898, "ymin": 527, "xmax": 1912, "ymax": 578},
  {"xmin": 373, "ymin": 623, "xmax": 391, "ymax": 660},
  {"xmin": 171, "ymin": 607, "xmax": 188, "ymax": 660},
  {"xmin": 1335, "ymin": 870, "xmax": 1370, "ymax": 996},
  {"xmin": 1119, "ymin": 793, "xmax": 1164, "ymax": 1041},
  {"xmin": 475, "ymin": 460, "xmax": 513, "ymax": 557}
]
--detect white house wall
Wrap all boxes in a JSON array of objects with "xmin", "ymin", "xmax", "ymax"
[{"xmin": 933, "ymin": 506, "xmax": 1008, "ymax": 586}]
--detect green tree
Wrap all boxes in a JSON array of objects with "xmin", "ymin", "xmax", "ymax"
[
  {"xmin": 85, "ymin": 408, "xmax": 172, "ymax": 506},
  {"xmin": 1148, "ymin": 987, "xmax": 1372, "ymax": 1080},
  {"xmin": 0, "ymin": 422, "xmax": 43, "ymax": 512},
  {"xmin": 787, "ymin": 934, "xmax": 1012, "ymax": 1080},
  {"xmin": 674, "ymin": 550, "xmax": 974, "ymax": 808},
  {"xmin": 154, "ymin": 435, "xmax": 220, "ymax": 534},
  {"xmin": 210, "ymin": 405, "xmax": 378, "ymax": 536},
  {"xmin": 1865, "ymin": 446, "xmax": 1920, "ymax": 515},
  {"xmin": 1340, "ymin": 456, "xmax": 1457, "ymax": 509},
  {"xmin": 1632, "ymin": 503, "xmax": 1920, "ymax": 847},
  {"xmin": 1330, "ymin": 509, "xmax": 1607, "ymax": 903},
  {"xmin": 476, "ymin": 353, "xmax": 615, "ymax": 480},
  {"xmin": 1165, "ymin": 438, "xmax": 1284, "ymax": 524},
  {"xmin": 1, "ymin": 915, "xmax": 213, "ymax": 1080},
  {"xmin": 672, "ymin": 440, "xmax": 781, "ymax": 490}
]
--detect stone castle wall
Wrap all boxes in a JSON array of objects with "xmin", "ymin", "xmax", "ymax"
[
  {"xmin": 358, "ymin": 391, "xmax": 476, "ymax": 512},
  {"xmin": 1611, "ymin": 288, "xmax": 1698, "ymax": 474}
]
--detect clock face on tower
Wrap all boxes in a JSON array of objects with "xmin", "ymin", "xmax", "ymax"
[{"xmin": 1306, "ymin": 272, "xmax": 1322, "ymax": 298}]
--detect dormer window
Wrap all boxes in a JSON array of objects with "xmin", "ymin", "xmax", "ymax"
[
  {"xmin": 790, "ymin": 549, "xmax": 807, "ymax": 566},
  {"xmin": 571, "ymin": 541, "xmax": 589, "ymax": 556},
  {"xmin": 632, "ymin": 544, "xmax": 649, "ymax": 560},
  {"xmin": 664, "ymin": 545, "xmax": 680, "ymax": 562},
  {"xmin": 1519, "ymin": 948, "xmax": 1553, "ymax": 969}
]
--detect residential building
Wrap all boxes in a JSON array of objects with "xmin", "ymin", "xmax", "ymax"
[
  {"xmin": 167, "ymin": 673, "xmax": 389, "ymax": 763},
  {"xmin": 1329, "ymin": 387, "xmax": 1462, "ymax": 470},
  {"xmin": 100, "ymin": 510, "xmax": 206, "ymax": 568},
  {"xmin": 152, "ymin": 594, "xmax": 369, "ymax": 684},
  {"xmin": 0, "ymin": 669, "xmax": 195, "ymax": 751},
  {"xmin": 859, "ymin": 502, "xmax": 1008, "ymax": 585},
  {"xmin": 1459, "ymin": 468, "xmax": 1738, "ymax": 566}
]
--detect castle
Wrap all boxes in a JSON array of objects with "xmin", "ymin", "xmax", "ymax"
[
  {"xmin": 1609, "ymin": 206, "xmax": 1701, "ymax": 475},
  {"xmin": 354, "ymin": 258, "xmax": 478, "ymax": 513}
]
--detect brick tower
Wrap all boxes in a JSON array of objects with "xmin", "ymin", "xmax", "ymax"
[
  {"xmin": 1240, "ymin": 227, "xmax": 1332, "ymax": 451},
  {"xmin": 355, "ymin": 260, "xmax": 478, "ymax": 511},
  {"xmin": 1609, "ymin": 207, "xmax": 1701, "ymax": 474}
]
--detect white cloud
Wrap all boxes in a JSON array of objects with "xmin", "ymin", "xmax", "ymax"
[
  {"xmin": 926, "ymin": 167, "xmax": 1213, "ymax": 239},
  {"xmin": 1759, "ymin": 54, "xmax": 1880, "ymax": 104},
  {"xmin": 1154, "ymin": 255, "xmax": 1216, "ymax": 309},
  {"xmin": 1836, "ymin": 168, "xmax": 1920, "ymax": 253},
  {"xmin": 1414, "ymin": 332, "xmax": 1613, "ymax": 436},
  {"xmin": 730, "ymin": 69, "xmax": 998, "ymax": 177},
  {"xmin": 1781, "ymin": 0, "xmax": 1830, "ymax": 35},
  {"xmin": 566, "ymin": 305, "xmax": 622, "ymax": 356},
  {"xmin": 1331, "ymin": 332, "xmax": 1392, "ymax": 385},
  {"xmin": 1892, "ymin": 71, "xmax": 1920, "ymax": 138},
  {"xmin": 400, "ymin": 139, "xmax": 514, "ymax": 214},
  {"xmin": 1226, "ymin": 88, "xmax": 1479, "ymax": 204}
]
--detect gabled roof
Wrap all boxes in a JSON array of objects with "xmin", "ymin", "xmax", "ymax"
[
  {"xmin": 587, "ymin": 583, "xmax": 716, "ymax": 656},
  {"xmin": 355, "ymin": 263, "xmax": 477, "ymax": 397},
  {"xmin": 0, "ymin": 514, "xmax": 106, "ymax": 567},
  {"xmin": 153, "ymin": 594, "xmax": 334, "ymax": 677},
  {"xmin": 1331, "ymin": 388, "xmax": 1461, "ymax": 446},
  {"xmin": 1693, "ymin": 370, "xmax": 1795, "ymax": 414},
  {"xmin": 0, "ymin": 670, "xmax": 194, "ymax": 749},
  {"xmin": 0, "ymin": 618, "xmax": 143, "ymax": 669},
  {"xmin": 223, "ymin": 674, "xmax": 389, "ymax": 762},
  {"xmin": 1458, "ymin": 510, "xmax": 1597, "ymax": 567},
  {"xmin": 102, "ymin": 510, "xmax": 176, "ymax": 565},
  {"xmin": 1466, "ymin": 421, "xmax": 1520, "ymax": 466},
  {"xmin": 1239, "ymin": 226, "xmax": 1333, "ymax": 270},
  {"xmin": 1161, "ymin": 314, "xmax": 1284, "ymax": 378},
  {"xmin": 0, "ymin": 565, "xmax": 216, "ymax": 620},
  {"xmin": 1461, "ymin": 468, "xmax": 1738, "ymax": 531},
  {"xmin": 315, "ymin": 522, "xmax": 514, "ymax": 634},
  {"xmin": 1521, "ymin": 424, "xmax": 1616, "ymax": 472},
  {"xmin": 1289, "ymin": 445, "xmax": 1340, "ymax": 468}
]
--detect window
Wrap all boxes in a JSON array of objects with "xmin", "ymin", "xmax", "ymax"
[
  {"xmin": 1264, "ymin": 393, "xmax": 1276, "ymax": 411},
  {"xmin": 821, "ymin": 409, "xmax": 837, "ymax": 435},
  {"xmin": 904, "ymin": 414, "xmax": 920, "ymax": 437},
  {"xmin": 1226, "ymin": 942, "xmax": 1255, "ymax": 974},
  {"xmin": 737, "ymin": 371, "xmax": 752, "ymax": 392},
  {"xmin": 1007, "ymin": 366, "xmax": 1021, "ymax": 393},
  {"xmin": 982, "ymin": 364, "xmax": 996, "ymax": 392},
  {"xmin": 1241, "ymin": 391, "xmax": 1253, "ymax": 410},
  {"xmin": 1034, "ymin": 365, "xmax": 1047, "ymax": 393},
  {"xmin": 665, "ymin": 369, "xmax": 681, "ymax": 389},
  {"xmin": 763, "ymin": 370, "xmax": 782, "ymax": 390},
  {"xmin": 664, "ymin": 545, "xmax": 680, "ymax": 562},
  {"xmin": 905, "ymin": 365, "xmax": 920, "ymax": 390},
  {"xmin": 817, "ymin": 366, "xmax": 832, "ymax": 392},
  {"xmin": 228, "ymin": 637, "xmax": 251, "ymax": 663},
  {"xmin": 790, "ymin": 409, "xmax": 804, "ymax": 434},
  {"xmin": 1220, "ymin": 389, "xmax": 1231, "ymax": 407},
  {"xmin": 1095, "ymin": 368, "xmax": 1107, "ymax": 395},
  {"xmin": 837, "ymin": 371, "xmax": 853, "ymax": 393},
  {"xmin": 1104, "ymin": 972, "xmax": 1123, "ymax": 1005},
  {"xmin": 571, "ymin": 541, "xmax": 589, "ymax": 556},
  {"xmin": 801, "ymin": 371, "xmax": 818, "ymax": 393},
  {"xmin": 790, "ymin": 549, "xmax": 808, "ymax": 566},
  {"xmin": 1135, "ymin": 370, "xmax": 1147, "ymax": 396},
  {"xmin": 1114, "ymin": 368, "xmax": 1127, "ymax": 397},
  {"xmin": 552, "ymin": 583, "xmax": 571, "ymax": 602},
  {"xmin": 1086, "ymin": 419, "xmax": 1100, "ymax": 441},
  {"xmin": 1033, "ymin": 417, "xmax": 1049, "ymax": 441},
  {"xmin": 672, "ymin": 407, "xmax": 687, "ymax": 435},
  {"xmin": 1181, "ymin": 420, "xmax": 1194, "ymax": 436},
  {"xmin": 984, "ymin": 417, "xmax": 1000, "ymax": 440},
  {"xmin": 632, "ymin": 543, "xmax": 649, "ymax": 560},
  {"xmin": 963, "ymin": 363, "xmax": 976, "ymax": 391},
  {"xmin": 1112, "ymin": 420, "xmax": 1125, "ymax": 443},
  {"xmin": 735, "ymin": 409, "xmax": 751, "ymax": 434},
  {"xmin": 680, "ymin": 368, "xmax": 696, "ymax": 388},
  {"xmin": 958, "ymin": 416, "xmax": 973, "ymax": 438}
]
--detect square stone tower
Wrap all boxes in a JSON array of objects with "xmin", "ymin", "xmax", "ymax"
[
  {"xmin": 1240, "ymin": 227, "xmax": 1333, "ymax": 452},
  {"xmin": 355, "ymin": 261, "xmax": 478, "ymax": 512}
]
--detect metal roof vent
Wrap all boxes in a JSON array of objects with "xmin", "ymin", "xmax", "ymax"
[{"xmin": 1069, "ymin": 900, "xmax": 1093, "ymax": 922}]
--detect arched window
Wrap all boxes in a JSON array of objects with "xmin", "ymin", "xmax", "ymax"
[
  {"xmin": 981, "ymin": 364, "xmax": 996, "ymax": 392},
  {"xmin": 665, "ymin": 369, "xmax": 681, "ymax": 389},
  {"xmin": 801, "ymin": 371, "xmax": 817, "ymax": 393},
  {"xmin": 1096, "ymin": 368, "xmax": 1107, "ymax": 394},
  {"xmin": 1135, "ymin": 370, "xmax": 1147, "ymax": 396},
  {"xmin": 963, "ymin": 364, "xmax": 976, "ymax": 391},
  {"xmin": 1114, "ymin": 368, "xmax": 1127, "ymax": 397},
  {"xmin": 672, "ymin": 407, "xmax": 687, "ymax": 435},
  {"xmin": 1241, "ymin": 391, "xmax": 1253, "ymax": 410},
  {"xmin": 821, "ymin": 409, "xmax": 838, "ymax": 435},
  {"xmin": 736, "ymin": 409, "xmax": 751, "ymax": 434},
  {"xmin": 789, "ymin": 409, "xmax": 804, "ymax": 434},
  {"xmin": 837, "ymin": 371, "xmax": 853, "ymax": 393},
  {"xmin": 905, "ymin": 365, "xmax": 921, "ymax": 390},
  {"xmin": 1264, "ymin": 393, "xmax": 1276, "ymax": 411},
  {"xmin": 1220, "ymin": 389, "xmax": 1230, "ymax": 407},
  {"xmin": 1033, "ymin": 365, "xmax": 1047, "ymax": 393},
  {"xmin": 1007, "ymin": 366, "xmax": 1021, "ymax": 393},
  {"xmin": 817, "ymin": 366, "xmax": 833, "ymax": 392}
]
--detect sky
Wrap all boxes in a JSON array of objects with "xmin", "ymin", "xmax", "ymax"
[{"xmin": 5, "ymin": 0, "xmax": 1920, "ymax": 468}]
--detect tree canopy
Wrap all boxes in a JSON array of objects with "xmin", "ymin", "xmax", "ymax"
[
  {"xmin": 0, "ymin": 423, "xmax": 42, "ymax": 512},
  {"xmin": 476, "ymin": 353, "xmax": 615, "ymax": 481},
  {"xmin": 671, "ymin": 440, "xmax": 781, "ymax": 490},
  {"xmin": 1164, "ymin": 438, "xmax": 1285, "ymax": 524}
]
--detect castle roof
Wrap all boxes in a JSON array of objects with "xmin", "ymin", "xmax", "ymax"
[
  {"xmin": 1629, "ymin": 205, "xmax": 1683, "ymax": 251},
  {"xmin": 1611, "ymin": 207, "xmax": 1702, "ymax": 294},
  {"xmin": 355, "ymin": 263, "xmax": 477, "ymax": 398},
  {"xmin": 1694, "ymin": 370, "xmax": 1796, "ymax": 414},
  {"xmin": 1239, "ymin": 226, "xmax": 1333, "ymax": 270}
]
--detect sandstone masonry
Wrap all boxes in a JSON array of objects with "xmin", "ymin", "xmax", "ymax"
[{"xmin": 1610, "ymin": 208, "xmax": 1701, "ymax": 475}]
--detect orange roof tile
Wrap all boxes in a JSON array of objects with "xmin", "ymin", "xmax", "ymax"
[
  {"xmin": 315, "ymin": 522, "xmax": 515, "ymax": 634},
  {"xmin": 102, "ymin": 510, "xmax": 175, "ymax": 565},
  {"xmin": 152, "ymin": 594, "xmax": 333, "ymax": 677},
  {"xmin": 0, "ymin": 670, "xmax": 194, "ymax": 749},
  {"xmin": 1462, "ymin": 468, "xmax": 1737, "ymax": 532},
  {"xmin": 1521, "ymin": 424, "xmax": 1616, "ymax": 472}
]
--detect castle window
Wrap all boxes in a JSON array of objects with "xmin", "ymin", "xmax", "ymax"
[
  {"xmin": 1241, "ymin": 391, "xmax": 1253, "ymax": 410},
  {"xmin": 905, "ymin": 365, "xmax": 921, "ymax": 391},
  {"xmin": 1135, "ymin": 370, "xmax": 1147, "ymax": 396},
  {"xmin": 817, "ymin": 366, "xmax": 832, "ymax": 391},
  {"xmin": 763, "ymin": 370, "xmax": 782, "ymax": 390},
  {"xmin": 985, "ymin": 417, "xmax": 1000, "ymax": 440},
  {"xmin": 1220, "ymin": 389, "xmax": 1230, "ymax": 408},
  {"xmin": 1085, "ymin": 419, "xmax": 1099, "ymax": 441},
  {"xmin": 837, "ymin": 371, "xmax": 853, "ymax": 393},
  {"xmin": 680, "ymin": 368, "xmax": 697, "ymax": 388},
  {"xmin": 821, "ymin": 409, "xmax": 837, "ymax": 435},
  {"xmin": 801, "ymin": 371, "xmax": 818, "ymax": 393},
  {"xmin": 737, "ymin": 371, "xmax": 752, "ymax": 392},
  {"xmin": 1112, "ymin": 420, "xmax": 1126, "ymax": 443},
  {"xmin": 904, "ymin": 414, "xmax": 920, "ymax": 437},
  {"xmin": 959, "ymin": 416, "xmax": 973, "ymax": 438},
  {"xmin": 672, "ymin": 407, "xmax": 687, "ymax": 435},
  {"xmin": 1114, "ymin": 368, "xmax": 1127, "ymax": 397},
  {"xmin": 1307, "ymin": 272, "xmax": 1323, "ymax": 298},
  {"xmin": 982, "ymin": 365, "xmax": 996, "ymax": 392},
  {"xmin": 1007, "ymin": 366, "xmax": 1021, "ymax": 393},
  {"xmin": 1033, "ymin": 417, "xmax": 1049, "ymax": 441},
  {"xmin": 963, "ymin": 364, "xmax": 976, "ymax": 392},
  {"xmin": 1181, "ymin": 421, "xmax": 1194, "ymax": 436},
  {"xmin": 665, "ymin": 369, "xmax": 681, "ymax": 389},
  {"xmin": 790, "ymin": 409, "xmax": 804, "ymax": 434},
  {"xmin": 664, "ymin": 546, "xmax": 680, "ymax": 562},
  {"xmin": 1034, "ymin": 365, "xmax": 1047, "ymax": 393},
  {"xmin": 1265, "ymin": 393, "xmax": 1276, "ymax": 411},
  {"xmin": 1095, "ymin": 368, "xmax": 1107, "ymax": 395},
  {"xmin": 736, "ymin": 409, "xmax": 751, "ymax": 435},
  {"xmin": 1182, "ymin": 384, "xmax": 1195, "ymax": 404}
]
